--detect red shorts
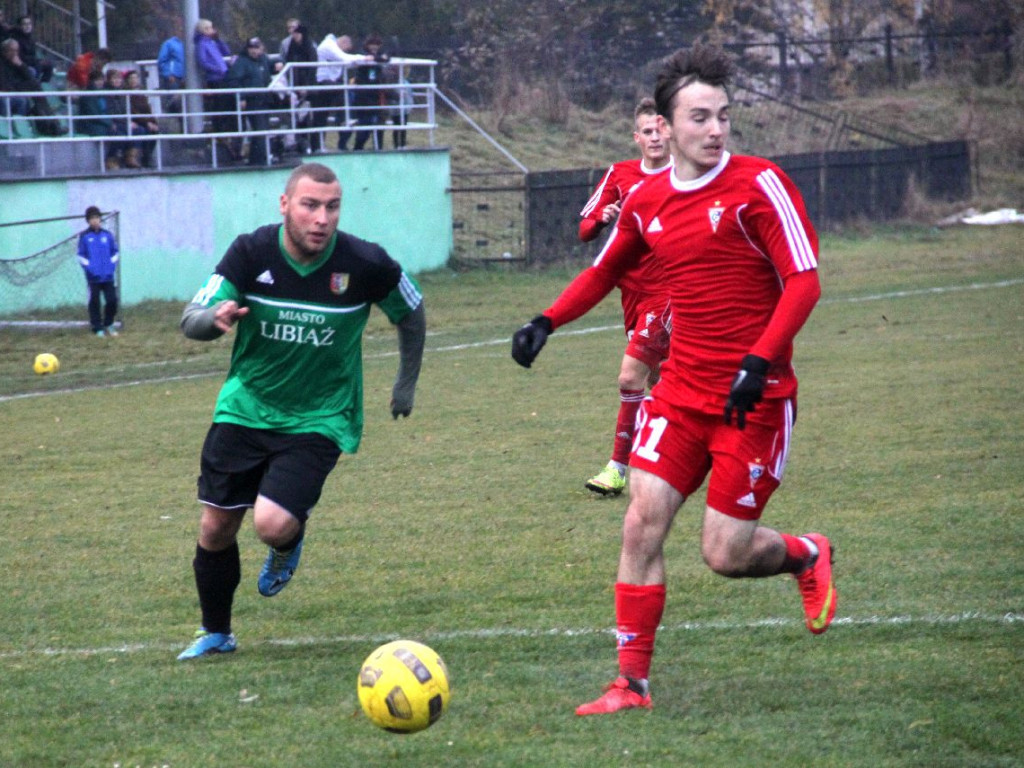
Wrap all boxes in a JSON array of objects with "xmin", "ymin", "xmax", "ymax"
[
  {"xmin": 624, "ymin": 306, "xmax": 671, "ymax": 370},
  {"xmin": 629, "ymin": 396, "xmax": 795, "ymax": 520}
]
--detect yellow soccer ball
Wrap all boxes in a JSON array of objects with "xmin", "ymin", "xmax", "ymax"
[
  {"xmin": 33, "ymin": 353, "xmax": 60, "ymax": 375},
  {"xmin": 357, "ymin": 640, "xmax": 450, "ymax": 733}
]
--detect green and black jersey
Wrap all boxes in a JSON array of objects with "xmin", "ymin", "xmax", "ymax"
[{"xmin": 190, "ymin": 224, "xmax": 422, "ymax": 453}]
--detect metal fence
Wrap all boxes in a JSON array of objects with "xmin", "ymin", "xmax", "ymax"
[
  {"xmin": 450, "ymin": 84, "xmax": 974, "ymax": 266},
  {"xmin": 0, "ymin": 58, "xmax": 439, "ymax": 178}
]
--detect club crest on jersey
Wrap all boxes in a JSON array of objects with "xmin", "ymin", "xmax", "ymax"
[
  {"xmin": 329, "ymin": 272, "xmax": 349, "ymax": 295},
  {"xmin": 708, "ymin": 204, "xmax": 725, "ymax": 232}
]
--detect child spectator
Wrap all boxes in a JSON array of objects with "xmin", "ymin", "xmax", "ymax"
[{"xmin": 77, "ymin": 206, "xmax": 120, "ymax": 337}]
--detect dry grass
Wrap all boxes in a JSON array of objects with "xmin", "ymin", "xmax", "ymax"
[{"xmin": 437, "ymin": 77, "xmax": 1023, "ymax": 213}]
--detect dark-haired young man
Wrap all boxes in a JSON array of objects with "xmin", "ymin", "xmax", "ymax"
[
  {"xmin": 177, "ymin": 163, "xmax": 426, "ymax": 660},
  {"xmin": 577, "ymin": 97, "xmax": 672, "ymax": 497},
  {"xmin": 512, "ymin": 45, "xmax": 836, "ymax": 714}
]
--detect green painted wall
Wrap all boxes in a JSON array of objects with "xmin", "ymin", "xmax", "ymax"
[{"xmin": 0, "ymin": 150, "xmax": 451, "ymax": 313}]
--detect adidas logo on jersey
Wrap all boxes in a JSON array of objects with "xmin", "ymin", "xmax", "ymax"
[
  {"xmin": 647, "ymin": 217, "xmax": 663, "ymax": 234},
  {"xmin": 256, "ymin": 270, "xmax": 274, "ymax": 285},
  {"xmin": 736, "ymin": 492, "xmax": 757, "ymax": 508}
]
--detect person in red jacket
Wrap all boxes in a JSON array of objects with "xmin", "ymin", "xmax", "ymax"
[
  {"xmin": 512, "ymin": 45, "xmax": 837, "ymax": 715},
  {"xmin": 67, "ymin": 47, "xmax": 112, "ymax": 89},
  {"xmin": 576, "ymin": 97, "xmax": 672, "ymax": 497}
]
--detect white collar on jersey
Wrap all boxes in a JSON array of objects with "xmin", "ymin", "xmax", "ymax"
[
  {"xmin": 640, "ymin": 157, "xmax": 673, "ymax": 175},
  {"xmin": 669, "ymin": 151, "xmax": 731, "ymax": 192}
]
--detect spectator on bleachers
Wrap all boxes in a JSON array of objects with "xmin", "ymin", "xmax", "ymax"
[
  {"xmin": 283, "ymin": 23, "xmax": 318, "ymax": 154},
  {"xmin": 67, "ymin": 47, "xmax": 112, "ymax": 89},
  {"xmin": 279, "ymin": 18, "xmax": 300, "ymax": 60},
  {"xmin": 194, "ymin": 18, "xmax": 235, "ymax": 143},
  {"xmin": 157, "ymin": 34, "xmax": 185, "ymax": 112},
  {"xmin": 0, "ymin": 37, "xmax": 62, "ymax": 134},
  {"xmin": 10, "ymin": 15, "xmax": 53, "ymax": 83},
  {"xmin": 1, "ymin": 38, "xmax": 35, "ymax": 117},
  {"xmin": 125, "ymin": 69, "xmax": 160, "ymax": 167},
  {"xmin": 0, "ymin": 9, "xmax": 14, "ymax": 39},
  {"xmin": 314, "ymin": 33, "xmax": 370, "ymax": 152},
  {"xmin": 352, "ymin": 34, "xmax": 390, "ymax": 151},
  {"xmin": 76, "ymin": 69, "xmax": 126, "ymax": 169},
  {"xmin": 225, "ymin": 37, "xmax": 272, "ymax": 165}
]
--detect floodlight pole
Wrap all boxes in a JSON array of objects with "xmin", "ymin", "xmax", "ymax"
[
  {"xmin": 96, "ymin": 1, "xmax": 107, "ymax": 48},
  {"xmin": 183, "ymin": 0, "xmax": 204, "ymax": 133}
]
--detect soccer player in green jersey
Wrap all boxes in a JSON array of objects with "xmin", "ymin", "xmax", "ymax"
[{"xmin": 177, "ymin": 162, "xmax": 426, "ymax": 660}]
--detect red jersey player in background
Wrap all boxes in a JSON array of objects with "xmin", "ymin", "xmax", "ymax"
[
  {"xmin": 512, "ymin": 45, "xmax": 837, "ymax": 715},
  {"xmin": 576, "ymin": 98, "xmax": 672, "ymax": 497}
]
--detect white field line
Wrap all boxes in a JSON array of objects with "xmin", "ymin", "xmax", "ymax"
[
  {"xmin": 1, "ymin": 611, "xmax": 1020, "ymax": 660},
  {"xmin": 2, "ymin": 277, "xmax": 1021, "ymax": 405}
]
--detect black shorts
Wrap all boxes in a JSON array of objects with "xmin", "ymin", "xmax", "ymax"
[{"xmin": 197, "ymin": 422, "xmax": 342, "ymax": 522}]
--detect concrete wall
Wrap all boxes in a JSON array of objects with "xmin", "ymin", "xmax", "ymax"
[{"xmin": 0, "ymin": 150, "xmax": 451, "ymax": 312}]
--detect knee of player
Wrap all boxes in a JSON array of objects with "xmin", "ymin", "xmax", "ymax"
[
  {"xmin": 701, "ymin": 543, "xmax": 748, "ymax": 578},
  {"xmin": 617, "ymin": 365, "xmax": 647, "ymax": 391},
  {"xmin": 253, "ymin": 500, "xmax": 303, "ymax": 547}
]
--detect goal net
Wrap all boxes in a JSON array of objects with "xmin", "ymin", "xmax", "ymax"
[{"xmin": 0, "ymin": 211, "xmax": 121, "ymax": 328}]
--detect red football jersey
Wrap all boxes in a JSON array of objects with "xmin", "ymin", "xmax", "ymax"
[
  {"xmin": 549, "ymin": 152, "xmax": 820, "ymax": 416},
  {"xmin": 579, "ymin": 159, "xmax": 670, "ymax": 242},
  {"xmin": 579, "ymin": 159, "xmax": 672, "ymax": 331}
]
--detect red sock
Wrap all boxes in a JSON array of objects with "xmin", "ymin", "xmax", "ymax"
[
  {"xmin": 611, "ymin": 389, "xmax": 645, "ymax": 465},
  {"xmin": 780, "ymin": 533, "xmax": 812, "ymax": 574},
  {"xmin": 615, "ymin": 582, "xmax": 666, "ymax": 680}
]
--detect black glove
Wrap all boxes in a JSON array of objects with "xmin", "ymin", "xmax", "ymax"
[
  {"xmin": 391, "ymin": 399, "xmax": 411, "ymax": 419},
  {"xmin": 511, "ymin": 315, "xmax": 553, "ymax": 368},
  {"xmin": 723, "ymin": 354, "xmax": 771, "ymax": 430}
]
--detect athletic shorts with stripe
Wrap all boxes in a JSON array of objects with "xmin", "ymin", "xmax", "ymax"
[
  {"xmin": 628, "ymin": 396, "xmax": 795, "ymax": 520},
  {"xmin": 197, "ymin": 422, "xmax": 342, "ymax": 522},
  {"xmin": 624, "ymin": 303, "xmax": 671, "ymax": 370}
]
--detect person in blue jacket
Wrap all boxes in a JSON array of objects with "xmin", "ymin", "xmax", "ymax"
[{"xmin": 77, "ymin": 206, "xmax": 120, "ymax": 337}]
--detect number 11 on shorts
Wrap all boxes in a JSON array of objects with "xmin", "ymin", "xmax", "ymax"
[{"xmin": 633, "ymin": 408, "xmax": 668, "ymax": 463}]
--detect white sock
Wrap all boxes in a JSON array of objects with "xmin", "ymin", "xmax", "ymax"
[{"xmin": 800, "ymin": 536, "xmax": 819, "ymax": 565}]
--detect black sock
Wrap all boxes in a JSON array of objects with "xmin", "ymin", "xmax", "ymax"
[{"xmin": 193, "ymin": 541, "xmax": 240, "ymax": 635}]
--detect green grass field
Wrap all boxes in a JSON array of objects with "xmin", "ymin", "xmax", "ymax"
[{"xmin": 1, "ymin": 225, "xmax": 1021, "ymax": 767}]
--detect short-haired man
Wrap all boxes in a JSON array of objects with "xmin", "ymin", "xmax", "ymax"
[
  {"xmin": 279, "ymin": 18, "xmax": 300, "ymax": 60},
  {"xmin": 576, "ymin": 97, "xmax": 672, "ymax": 497},
  {"xmin": 314, "ymin": 32, "xmax": 372, "ymax": 152},
  {"xmin": 10, "ymin": 15, "xmax": 53, "ymax": 83},
  {"xmin": 177, "ymin": 163, "xmax": 426, "ymax": 659},
  {"xmin": 512, "ymin": 45, "xmax": 836, "ymax": 714}
]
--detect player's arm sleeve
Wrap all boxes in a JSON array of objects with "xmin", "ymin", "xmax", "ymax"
[
  {"xmin": 746, "ymin": 167, "xmax": 821, "ymax": 362},
  {"xmin": 392, "ymin": 301, "xmax": 425, "ymax": 416},
  {"xmin": 180, "ymin": 272, "xmax": 242, "ymax": 341},
  {"xmin": 748, "ymin": 270, "xmax": 820, "ymax": 363},
  {"xmin": 578, "ymin": 166, "xmax": 616, "ymax": 243},
  {"xmin": 544, "ymin": 224, "xmax": 641, "ymax": 329},
  {"xmin": 578, "ymin": 218, "xmax": 606, "ymax": 243},
  {"xmin": 378, "ymin": 271, "xmax": 425, "ymax": 417}
]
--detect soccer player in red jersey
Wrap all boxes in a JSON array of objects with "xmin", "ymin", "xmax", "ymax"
[
  {"xmin": 577, "ymin": 98, "xmax": 672, "ymax": 497},
  {"xmin": 512, "ymin": 45, "xmax": 837, "ymax": 715}
]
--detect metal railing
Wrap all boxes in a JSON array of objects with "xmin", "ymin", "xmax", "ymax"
[{"xmin": 0, "ymin": 58, "xmax": 439, "ymax": 178}]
